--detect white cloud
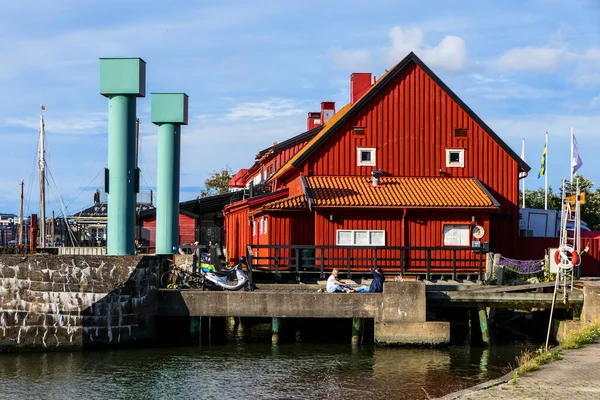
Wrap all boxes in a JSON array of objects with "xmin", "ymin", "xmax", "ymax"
[
  {"xmin": 465, "ymin": 80, "xmax": 557, "ymax": 100},
  {"xmin": 570, "ymin": 73, "xmax": 600, "ymax": 88},
  {"xmin": 330, "ymin": 48, "xmax": 372, "ymax": 71},
  {"xmin": 226, "ymin": 98, "xmax": 304, "ymax": 121},
  {"xmin": 493, "ymin": 47, "xmax": 563, "ymax": 72},
  {"xmin": 7, "ymin": 112, "xmax": 107, "ymax": 135},
  {"xmin": 493, "ymin": 45, "xmax": 600, "ymax": 74},
  {"xmin": 420, "ymin": 35, "xmax": 468, "ymax": 71},
  {"xmin": 386, "ymin": 26, "xmax": 468, "ymax": 71}
]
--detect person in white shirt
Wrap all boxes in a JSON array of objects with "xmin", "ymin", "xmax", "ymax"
[{"xmin": 326, "ymin": 268, "xmax": 354, "ymax": 293}]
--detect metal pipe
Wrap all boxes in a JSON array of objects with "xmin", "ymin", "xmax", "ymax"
[
  {"xmin": 156, "ymin": 123, "xmax": 180, "ymax": 254},
  {"xmin": 107, "ymin": 94, "xmax": 137, "ymax": 254}
]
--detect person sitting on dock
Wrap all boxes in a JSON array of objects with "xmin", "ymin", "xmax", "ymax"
[
  {"xmin": 326, "ymin": 268, "xmax": 354, "ymax": 293},
  {"xmin": 354, "ymin": 267, "xmax": 385, "ymax": 293}
]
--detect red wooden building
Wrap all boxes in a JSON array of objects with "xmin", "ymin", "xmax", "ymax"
[
  {"xmin": 138, "ymin": 192, "xmax": 237, "ymax": 252},
  {"xmin": 224, "ymin": 52, "xmax": 530, "ymax": 275}
]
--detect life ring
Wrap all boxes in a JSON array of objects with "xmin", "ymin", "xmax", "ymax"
[{"xmin": 554, "ymin": 246, "xmax": 579, "ymax": 267}]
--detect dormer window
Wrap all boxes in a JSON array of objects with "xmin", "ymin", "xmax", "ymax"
[
  {"xmin": 446, "ymin": 149, "xmax": 465, "ymax": 168},
  {"xmin": 357, "ymin": 147, "xmax": 376, "ymax": 166}
]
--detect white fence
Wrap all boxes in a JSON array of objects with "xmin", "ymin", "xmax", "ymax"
[{"xmin": 58, "ymin": 247, "xmax": 107, "ymax": 256}]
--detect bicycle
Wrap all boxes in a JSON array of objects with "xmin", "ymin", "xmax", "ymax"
[{"xmin": 161, "ymin": 262, "xmax": 205, "ymax": 289}]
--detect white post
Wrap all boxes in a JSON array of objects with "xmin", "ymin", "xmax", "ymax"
[
  {"xmin": 570, "ymin": 127, "xmax": 574, "ymax": 184},
  {"xmin": 544, "ymin": 132, "xmax": 548, "ymax": 210},
  {"xmin": 521, "ymin": 138, "xmax": 526, "ymax": 208}
]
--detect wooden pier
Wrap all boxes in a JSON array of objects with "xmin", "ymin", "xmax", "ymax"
[{"xmin": 157, "ymin": 280, "xmax": 594, "ymax": 346}]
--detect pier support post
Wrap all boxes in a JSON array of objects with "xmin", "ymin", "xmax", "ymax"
[
  {"xmin": 100, "ymin": 58, "xmax": 146, "ymax": 255},
  {"xmin": 190, "ymin": 316, "xmax": 200, "ymax": 343},
  {"xmin": 272, "ymin": 317, "xmax": 280, "ymax": 345},
  {"xmin": 200, "ymin": 316, "xmax": 210, "ymax": 345},
  {"xmin": 152, "ymin": 93, "xmax": 189, "ymax": 254},
  {"xmin": 478, "ymin": 305, "xmax": 491, "ymax": 346},
  {"xmin": 352, "ymin": 318, "xmax": 364, "ymax": 346},
  {"xmin": 210, "ymin": 317, "xmax": 227, "ymax": 344}
]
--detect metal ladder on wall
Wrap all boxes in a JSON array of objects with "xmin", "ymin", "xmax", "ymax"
[{"xmin": 546, "ymin": 180, "xmax": 581, "ymax": 350}]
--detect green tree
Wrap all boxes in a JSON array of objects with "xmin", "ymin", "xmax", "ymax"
[
  {"xmin": 199, "ymin": 166, "xmax": 233, "ymax": 198},
  {"xmin": 519, "ymin": 174, "xmax": 600, "ymax": 231},
  {"xmin": 519, "ymin": 186, "xmax": 561, "ymax": 211}
]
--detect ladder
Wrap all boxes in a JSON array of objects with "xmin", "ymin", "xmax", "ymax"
[{"xmin": 545, "ymin": 180, "xmax": 581, "ymax": 350}]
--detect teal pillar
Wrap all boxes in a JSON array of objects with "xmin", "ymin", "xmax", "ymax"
[
  {"xmin": 152, "ymin": 93, "xmax": 188, "ymax": 255},
  {"xmin": 100, "ymin": 58, "xmax": 146, "ymax": 255}
]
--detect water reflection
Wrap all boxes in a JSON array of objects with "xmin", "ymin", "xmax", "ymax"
[{"xmin": 0, "ymin": 342, "xmax": 529, "ymax": 400}]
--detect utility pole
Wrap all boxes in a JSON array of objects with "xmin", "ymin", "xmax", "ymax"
[
  {"xmin": 51, "ymin": 210, "xmax": 55, "ymax": 247},
  {"xmin": 18, "ymin": 180, "xmax": 24, "ymax": 245}
]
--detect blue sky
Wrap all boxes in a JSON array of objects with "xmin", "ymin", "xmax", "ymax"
[{"xmin": 1, "ymin": 0, "xmax": 599, "ymax": 216}]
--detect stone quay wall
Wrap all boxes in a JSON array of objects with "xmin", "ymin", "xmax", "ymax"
[{"xmin": 0, "ymin": 255, "xmax": 163, "ymax": 352}]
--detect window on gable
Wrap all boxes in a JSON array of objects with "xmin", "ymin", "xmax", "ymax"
[
  {"xmin": 357, "ymin": 147, "xmax": 376, "ymax": 166},
  {"xmin": 446, "ymin": 149, "xmax": 465, "ymax": 168},
  {"xmin": 455, "ymin": 128, "xmax": 468, "ymax": 137}
]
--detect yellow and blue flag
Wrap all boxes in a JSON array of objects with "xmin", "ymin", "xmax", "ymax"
[{"xmin": 538, "ymin": 145, "xmax": 546, "ymax": 178}]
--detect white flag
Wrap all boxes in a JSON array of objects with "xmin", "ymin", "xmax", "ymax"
[{"xmin": 571, "ymin": 131, "xmax": 583, "ymax": 177}]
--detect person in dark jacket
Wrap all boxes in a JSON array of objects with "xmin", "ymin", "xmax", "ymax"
[{"xmin": 355, "ymin": 267, "xmax": 385, "ymax": 293}]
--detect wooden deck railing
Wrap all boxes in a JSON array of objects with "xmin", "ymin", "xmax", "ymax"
[{"xmin": 247, "ymin": 244, "xmax": 486, "ymax": 280}]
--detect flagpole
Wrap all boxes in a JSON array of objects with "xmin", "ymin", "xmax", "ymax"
[
  {"xmin": 544, "ymin": 132, "xmax": 548, "ymax": 210},
  {"xmin": 570, "ymin": 127, "xmax": 574, "ymax": 183},
  {"xmin": 521, "ymin": 138, "xmax": 526, "ymax": 208}
]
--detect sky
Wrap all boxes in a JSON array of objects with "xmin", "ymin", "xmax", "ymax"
[{"xmin": 0, "ymin": 0, "xmax": 599, "ymax": 217}]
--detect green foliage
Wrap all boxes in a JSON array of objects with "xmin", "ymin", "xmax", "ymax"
[
  {"xmin": 199, "ymin": 166, "xmax": 233, "ymax": 198},
  {"xmin": 519, "ymin": 174, "xmax": 600, "ymax": 231},
  {"xmin": 559, "ymin": 323, "xmax": 600, "ymax": 350},
  {"xmin": 512, "ymin": 323, "xmax": 600, "ymax": 382}
]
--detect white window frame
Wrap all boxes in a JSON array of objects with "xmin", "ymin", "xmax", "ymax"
[
  {"xmin": 443, "ymin": 224, "xmax": 470, "ymax": 246},
  {"xmin": 446, "ymin": 149, "xmax": 465, "ymax": 168},
  {"xmin": 357, "ymin": 147, "xmax": 376, "ymax": 166},
  {"xmin": 252, "ymin": 221, "xmax": 256, "ymax": 236},
  {"xmin": 262, "ymin": 217, "xmax": 268, "ymax": 235},
  {"xmin": 336, "ymin": 230, "xmax": 385, "ymax": 246}
]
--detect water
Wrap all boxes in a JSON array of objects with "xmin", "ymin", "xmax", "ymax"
[{"xmin": 0, "ymin": 341, "xmax": 528, "ymax": 400}]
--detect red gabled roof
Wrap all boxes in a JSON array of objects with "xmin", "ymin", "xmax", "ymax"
[{"xmin": 270, "ymin": 52, "xmax": 530, "ymax": 183}]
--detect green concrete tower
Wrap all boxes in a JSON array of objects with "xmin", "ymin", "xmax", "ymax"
[
  {"xmin": 151, "ymin": 93, "xmax": 189, "ymax": 254},
  {"xmin": 100, "ymin": 58, "xmax": 146, "ymax": 255}
]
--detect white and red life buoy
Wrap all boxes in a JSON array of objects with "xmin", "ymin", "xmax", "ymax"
[{"xmin": 554, "ymin": 245, "xmax": 579, "ymax": 267}]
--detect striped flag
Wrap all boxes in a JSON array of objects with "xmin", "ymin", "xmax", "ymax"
[{"xmin": 537, "ymin": 144, "xmax": 546, "ymax": 179}]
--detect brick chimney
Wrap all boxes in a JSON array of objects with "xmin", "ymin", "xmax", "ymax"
[
  {"xmin": 307, "ymin": 112, "xmax": 321, "ymax": 131},
  {"xmin": 321, "ymin": 101, "xmax": 336, "ymax": 124},
  {"xmin": 351, "ymin": 73, "xmax": 373, "ymax": 104}
]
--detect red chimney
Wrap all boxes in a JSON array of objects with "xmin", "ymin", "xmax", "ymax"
[
  {"xmin": 351, "ymin": 73, "xmax": 373, "ymax": 104},
  {"xmin": 321, "ymin": 101, "xmax": 336, "ymax": 124},
  {"xmin": 307, "ymin": 112, "xmax": 321, "ymax": 130}
]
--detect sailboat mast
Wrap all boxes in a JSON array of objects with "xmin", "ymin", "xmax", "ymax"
[
  {"xmin": 18, "ymin": 180, "xmax": 24, "ymax": 245},
  {"xmin": 39, "ymin": 105, "xmax": 46, "ymax": 247}
]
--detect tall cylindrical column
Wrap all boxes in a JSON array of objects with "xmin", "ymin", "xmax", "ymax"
[
  {"xmin": 156, "ymin": 123, "xmax": 180, "ymax": 254},
  {"xmin": 152, "ymin": 93, "xmax": 189, "ymax": 255},
  {"xmin": 107, "ymin": 95, "xmax": 136, "ymax": 254},
  {"xmin": 100, "ymin": 57, "xmax": 146, "ymax": 255}
]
